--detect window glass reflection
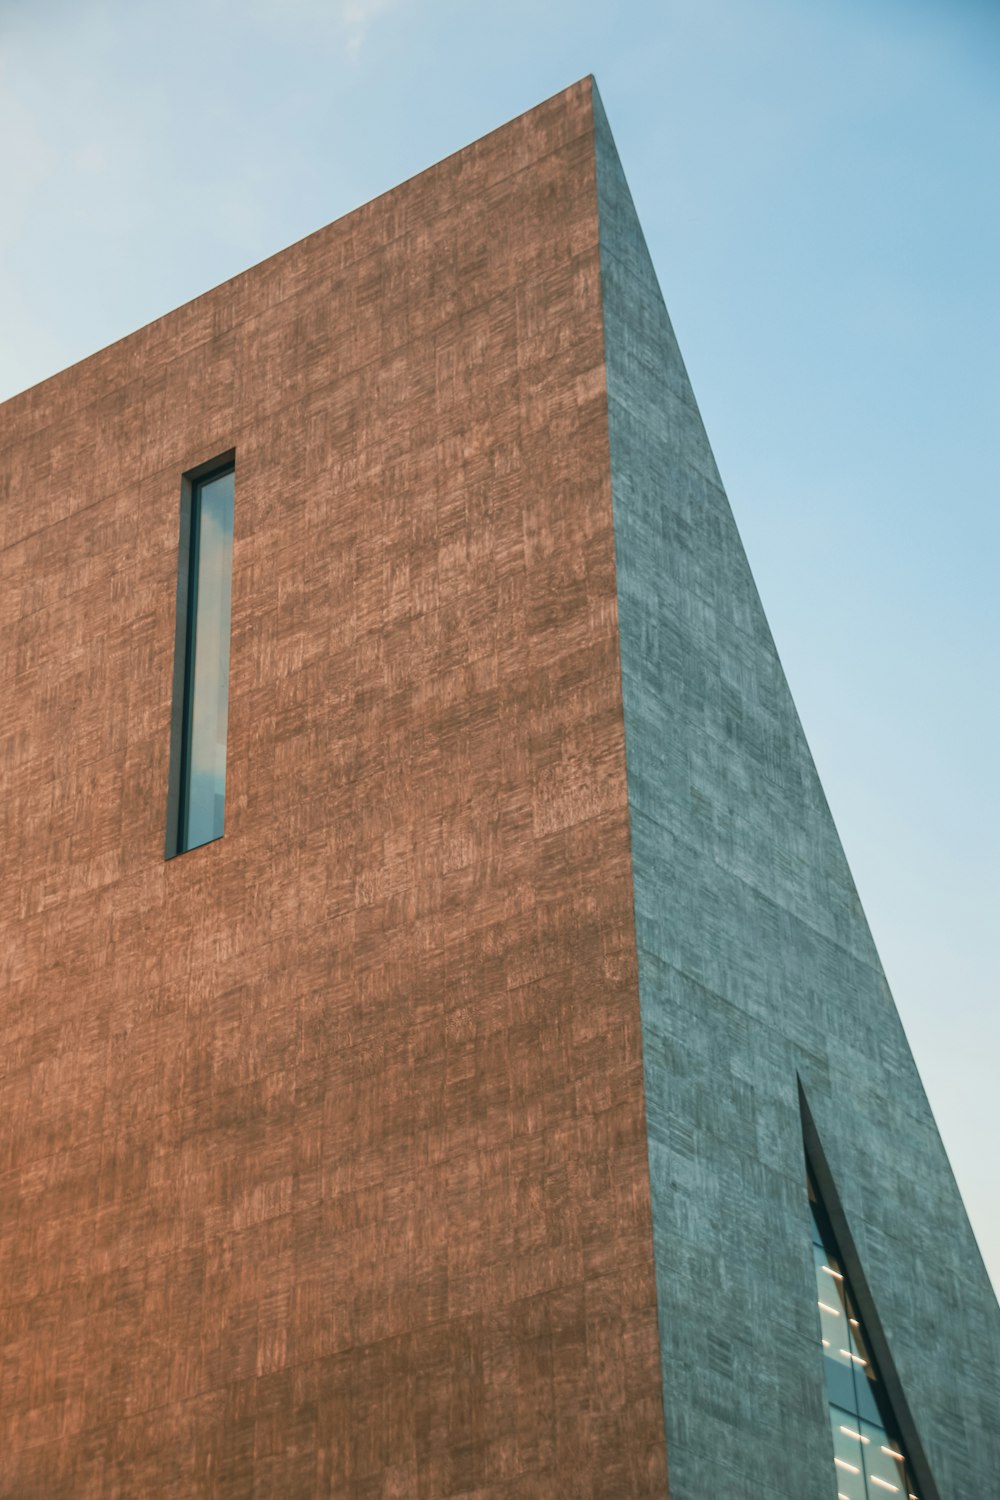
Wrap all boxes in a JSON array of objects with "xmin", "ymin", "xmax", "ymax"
[
  {"xmin": 180, "ymin": 466, "xmax": 234, "ymax": 852},
  {"xmin": 807, "ymin": 1171, "xmax": 922, "ymax": 1500},
  {"xmin": 830, "ymin": 1406, "xmax": 867, "ymax": 1500}
]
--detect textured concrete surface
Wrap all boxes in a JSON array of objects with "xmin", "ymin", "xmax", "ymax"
[
  {"xmin": 2, "ymin": 73, "xmax": 995, "ymax": 1500},
  {"xmin": 0, "ymin": 81, "xmax": 668, "ymax": 1498},
  {"xmin": 594, "ymin": 79, "xmax": 1000, "ymax": 1500}
]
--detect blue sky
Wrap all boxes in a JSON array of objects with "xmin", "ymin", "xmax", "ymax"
[{"xmin": 1, "ymin": 0, "xmax": 997, "ymax": 1290}]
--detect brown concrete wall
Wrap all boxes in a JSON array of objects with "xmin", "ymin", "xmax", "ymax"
[{"xmin": 0, "ymin": 79, "xmax": 667, "ymax": 1498}]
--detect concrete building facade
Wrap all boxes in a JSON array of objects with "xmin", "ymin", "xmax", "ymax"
[{"xmin": 1, "ymin": 78, "xmax": 996, "ymax": 1498}]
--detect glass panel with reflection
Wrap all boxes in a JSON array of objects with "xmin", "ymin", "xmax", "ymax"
[
  {"xmin": 807, "ymin": 1170, "xmax": 923, "ymax": 1500},
  {"xmin": 180, "ymin": 466, "xmax": 234, "ymax": 851}
]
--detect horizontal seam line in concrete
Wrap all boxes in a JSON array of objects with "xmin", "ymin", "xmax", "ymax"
[{"xmin": 625, "ymin": 806, "xmax": 884, "ymax": 979}]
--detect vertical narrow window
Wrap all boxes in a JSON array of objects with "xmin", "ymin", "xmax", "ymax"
[
  {"xmin": 806, "ymin": 1166, "xmax": 924, "ymax": 1500},
  {"xmin": 166, "ymin": 457, "xmax": 235, "ymax": 857}
]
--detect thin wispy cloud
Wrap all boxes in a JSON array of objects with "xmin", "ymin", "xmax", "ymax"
[
  {"xmin": 244, "ymin": 0, "xmax": 402, "ymax": 59},
  {"xmin": 341, "ymin": 0, "xmax": 399, "ymax": 58}
]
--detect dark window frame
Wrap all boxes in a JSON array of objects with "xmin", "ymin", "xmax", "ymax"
[
  {"xmin": 165, "ymin": 451, "xmax": 236, "ymax": 859},
  {"xmin": 800, "ymin": 1082, "xmax": 939, "ymax": 1500}
]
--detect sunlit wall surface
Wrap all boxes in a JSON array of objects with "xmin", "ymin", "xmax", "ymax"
[
  {"xmin": 809, "ymin": 1173, "xmax": 922, "ymax": 1500},
  {"xmin": 178, "ymin": 466, "xmax": 234, "ymax": 852}
]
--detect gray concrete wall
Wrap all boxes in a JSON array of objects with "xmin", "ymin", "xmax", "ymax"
[{"xmin": 592, "ymin": 80, "xmax": 1000, "ymax": 1500}]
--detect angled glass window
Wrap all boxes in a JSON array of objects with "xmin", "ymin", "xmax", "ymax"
[
  {"xmin": 166, "ymin": 458, "xmax": 235, "ymax": 857},
  {"xmin": 807, "ymin": 1168, "xmax": 922, "ymax": 1500}
]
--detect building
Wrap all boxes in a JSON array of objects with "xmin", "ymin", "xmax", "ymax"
[{"xmin": 1, "ymin": 76, "xmax": 996, "ymax": 1499}]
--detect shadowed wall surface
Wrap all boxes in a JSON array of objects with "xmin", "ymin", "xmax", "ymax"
[
  {"xmin": 0, "ymin": 81, "xmax": 668, "ymax": 1498},
  {"xmin": 594, "ymin": 82, "xmax": 1000, "ymax": 1500}
]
